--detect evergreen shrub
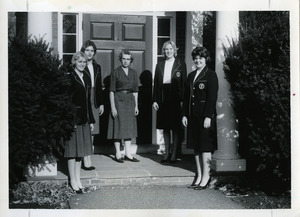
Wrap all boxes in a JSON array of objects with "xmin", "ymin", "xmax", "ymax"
[
  {"xmin": 223, "ymin": 11, "xmax": 290, "ymax": 185},
  {"xmin": 9, "ymin": 36, "xmax": 75, "ymax": 184}
]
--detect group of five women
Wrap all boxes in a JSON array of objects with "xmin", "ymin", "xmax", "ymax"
[{"xmin": 64, "ymin": 40, "xmax": 218, "ymax": 193}]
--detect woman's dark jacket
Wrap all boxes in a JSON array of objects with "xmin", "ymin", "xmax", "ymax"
[
  {"xmin": 83, "ymin": 60, "xmax": 104, "ymax": 108},
  {"xmin": 69, "ymin": 69, "xmax": 95, "ymax": 125},
  {"xmin": 153, "ymin": 58, "xmax": 187, "ymax": 104},
  {"xmin": 183, "ymin": 66, "xmax": 218, "ymax": 118}
]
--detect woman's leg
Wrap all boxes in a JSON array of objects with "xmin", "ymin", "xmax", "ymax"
[
  {"xmin": 83, "ymin": 135, "xmax": 94, "ymax": 168},
  {"xmin": 124, "ymin": 139, "xmax": 133, "ymax": 159},
  {"xmin": 68, "ymin": 158, "xmax": 79, "ymax": 190},
  {"xmin": 75, "ymin": 158, "xmax": 83, "ymax": 189},
  {"xmin": 162, "ymin": 130, "xmax": 171, "ymax": 160},
  {"xmin": 114, "ymin": 139, "xmax": 122, "ymax": 159},
  {"xmin": 83, "ymin": 156, "xmax": 91, "ymax": 167},
  {"xmin": 194, "ymin": 154, "xmax": 202, "ymax": 184},
  {"xmin": 170, "ymin": 130, "xmax": 179, "ymax": 161},
  {"xmin": 199, "ymin": 152, "xmax": 212, "ymax": 187}
]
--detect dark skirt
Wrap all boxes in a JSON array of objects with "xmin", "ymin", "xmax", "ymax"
[
  {"xmin": 64, "ymin": 123, "xmax": 93, "ymax": 158},
  {"xmin": 91, "ymin": 87, "xmax": 100, "ymax": 135},
  {"xmin": 187, "ymin": 116, "xmax": 217, "ymax": 154},
  {"xmin": 156, "ymin": 84, "xmax": 181, "ymax": 130},
  {"xmin": 107, "ymin": 92, "xmax": 137, "ymax": 139}
]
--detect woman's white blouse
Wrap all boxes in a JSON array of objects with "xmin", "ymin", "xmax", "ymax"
[
  {"xmin": 163, "ymin": 58, "xmax": 175, "ymax": 84},
  {"xmin": 87, "ymin": 62, "xmax": 95, "ymax": 87}
]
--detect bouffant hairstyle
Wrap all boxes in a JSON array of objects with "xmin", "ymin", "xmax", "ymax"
[
  {"xmin": 80, "ymin": 40, "xmax": 97, "ymax": 57},
  {"xmin": 191, "ymin": 46, "xmax": 211, "ymax": 63},
  {"xmin": 161, "ymin": 40, "xmax": 178, "ymax": 58},
  {"xmin": 119, "ymin": 49, "xmax": 134, "ymax": 63},
  {"xmin": 71, "ymin": 51, "xmax": 88, "ymax": 68}
]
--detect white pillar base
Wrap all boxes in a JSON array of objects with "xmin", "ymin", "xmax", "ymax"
[
  {"xmin": 24, "ymin": 161, "xmax": 57, "ymax": 177},
  {"xmin": 211, "ymin": 157, "xmax": 246, "ymax": 172}
]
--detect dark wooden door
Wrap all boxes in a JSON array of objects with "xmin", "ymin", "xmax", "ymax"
[
  {"xmin": 83, "ymin": 14, "xmax": 152, "ymax": 83},
  {"xmin": 83, "ymin": 14, "xmax": 153, "ymax": 149}
]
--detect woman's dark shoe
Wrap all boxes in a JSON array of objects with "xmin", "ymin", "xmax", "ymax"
[
  {"xmin": 115, "ymin": 156, "xmax": 124, "ymax": 163},
  {"xmin": 124, "ymin": 155, "xmax": 140, "ymax": 162},
  {"xmin": 74, "ymin": 189, "xmax": 83, "ymax": 194},
  {"xmin": 169, "ymin": 159, "xmax": 177, "ymax": 163},
  {"xmin": 194, "ymin": 177, "xmax": 211, "ymax": 190},
  {"xmin": 69, "ymin": 183, "xmax": 83, "ymax": 194},
  {"xmin": 82, "ymin": 165, "xmax": 96, "ymax": 170},
  {"xmin": 160, "ymin": 158, "xmax": 169, "ymax": 163},
  {"xmin": 160, "ymin": 155, "xmax": 170, "ymax": 163},
  {"xmin": 188, "ymin": 182, "xmax": 200, "ymax": 189}
]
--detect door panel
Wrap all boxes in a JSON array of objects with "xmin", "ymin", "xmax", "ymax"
[{"xmin": 83, "ymin": 14, "xmax": 153, "ymax": 148}]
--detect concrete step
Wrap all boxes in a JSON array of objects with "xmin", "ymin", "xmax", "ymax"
[{"xmin": 26, "ymin": 154, "xmax": 196, "ymax": 187}]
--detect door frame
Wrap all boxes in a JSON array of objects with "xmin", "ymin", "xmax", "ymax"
[{"xmin": 57, "ymin": 11, "xmax": 177, "ymax": 145}]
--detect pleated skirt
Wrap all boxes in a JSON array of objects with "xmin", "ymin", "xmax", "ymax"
[{"xmin": 64, "ymin": 123, "xmax": 93, "ymax": 158}]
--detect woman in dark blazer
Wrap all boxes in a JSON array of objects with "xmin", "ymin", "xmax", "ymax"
[
  {"xmin": 81, "ymin": 40, "xmax": 104, "ymax": 170},
  {"xmin": 64, "ymin": 51, "xmax": 95, "ymax": 193},
  {"xmin": 182, "ymin": 47, "xmax": 218, "ymax": 190},
  {"xmin": 153, "ymin": 40, "xmax": 187, "ymax": 163}
]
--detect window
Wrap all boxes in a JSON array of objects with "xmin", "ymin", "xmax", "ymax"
[
  {"xmin": 157, "ymin": 18, "xmax": 171, "ymax": 62},
  {"xmin": 61, "ymin": 13, "xmax": 79, "ymax": 64}
]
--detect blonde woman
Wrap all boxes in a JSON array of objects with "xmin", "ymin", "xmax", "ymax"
[
  {"xmin": 64, "ymin": 51, "xmax": 95, "ymax": 193},
  {"xmin": 153, "ymin": 40, "xmax": 187, "ymax": 163}
]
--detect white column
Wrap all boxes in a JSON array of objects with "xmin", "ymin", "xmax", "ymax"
[
  {"xmin": 212, "ymin": 11, "xmax": 246, "ymax": 172},
  {"xmin": 25, "ymin": 12, "xmax": 57, "ymax": 177},
  {"xmin": 28, "ymin": 12, "xmax": 52, "ymax": 45}
]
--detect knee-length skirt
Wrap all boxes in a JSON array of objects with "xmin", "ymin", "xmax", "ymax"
[
  {"xmin": 64, "ymin": 123, "xmax": 93, "ymax": 158},
  {"xmin": 187, "ymin": 116, "xmax": 217, "ymax": 153},
  {"xmin": 91, "ymin": 87, "xmax": 100, "ymax": 135},
  {"xmin": 107, "ymin": 92, "xmax": 137, "ymax": 139},
  {"xmin": 156, "ymin": 84, "xmax": 182, "ymax": 130}
]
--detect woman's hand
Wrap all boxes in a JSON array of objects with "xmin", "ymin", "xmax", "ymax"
[
  {"xmin": 99, "ymin": 105, "xmax": 104, "ymax": 116},
  {"xmin": 135, "ymin": 106, "xmax": 139, "ymax": 116},
  {"xmin": 111, "ymin": 107, "xmax": 118, "ymax": 118},
  {"xmin": 90, "ymin": 123, "xmax": 94, "ymax": 131},
  {"xmin": 204, "ymin": 117, "xmax": 211, "ymax": 129},
  {"xmin": 153, "ymin": 102, "xmax": 159, "ymax": 110},
  {"xmin": 182, "ymin": 116, "xmax": 188, "ymax": 127}
]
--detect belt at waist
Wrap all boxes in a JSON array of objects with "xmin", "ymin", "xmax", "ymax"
[{"xmin": 116, "ymin": 90, "xmax": 133, "ymax": 94}]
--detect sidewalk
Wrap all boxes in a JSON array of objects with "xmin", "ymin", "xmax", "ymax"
[{"xmin": 27, "ymin": 151, "xmax": 197, "ymax": 187}]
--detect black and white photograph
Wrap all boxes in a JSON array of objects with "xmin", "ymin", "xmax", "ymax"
[{"xmin": 2, "ymin": 0, "xmax": 299, "ymax": 217}]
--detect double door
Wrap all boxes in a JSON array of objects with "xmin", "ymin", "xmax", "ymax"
[{"xmin": 83, "ymin": 14, "xmax": 153, "ymax": 147}]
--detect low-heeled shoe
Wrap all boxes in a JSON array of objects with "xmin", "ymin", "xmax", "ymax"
[
  {"xmin": 160, "ymin": 159, "xmax": 168, "ymax": 163},
  {"xmin": 115, "ymin": 157, "xmax": 124, "ymax": 163},
  {"xmin": 82, "ymin": 165, "xmax": 96, "ymax": 170},
  {"xmin": 124, "ymin": 155, "xmax": 140, "ymax": 162}
]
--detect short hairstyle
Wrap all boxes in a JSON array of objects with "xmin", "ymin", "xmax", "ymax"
[
  {"xmin": 119, "ymin": 49, "xmax": 134, "ymax": 63},
  {"xmin": 161, "ymin": 40, "xmax": 178, "ymax": 58},
  {"xmin": 191, "ymin": 46, "xmax": 211, "ymax": 63},
  {"xmin": 80, "ymin": 40, "xmax": 97, "ymax": 57},
  {"xmin": 71, "ymin": 51, "xmax": 88, "ymax": 68}
]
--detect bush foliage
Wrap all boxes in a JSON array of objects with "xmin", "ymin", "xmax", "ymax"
[
  {"xmin": 9, "ymin": 36, "xmax": 75, "ymax": 184},
  {"xmin": 223, "ymin": 12, "xmax": 290, "ymax": 183}
]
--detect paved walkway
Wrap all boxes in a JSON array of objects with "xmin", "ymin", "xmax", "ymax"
[
  {"xmin": 69, "ymin": 185, "xmax": 244, "ymax": 209},
  {"xmin": 27, "ymin": 151, "xmax": 246, "ymax": 209}
]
